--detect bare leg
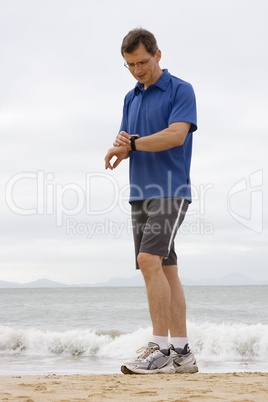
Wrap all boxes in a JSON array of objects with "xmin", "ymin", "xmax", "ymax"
[
  {"xmin": 163, "ymin": 265, "xmax": 187, "ymax": 337},
  {"xmin": 137, "ymin": 252, "xmax": 171, "ymax": 336}
]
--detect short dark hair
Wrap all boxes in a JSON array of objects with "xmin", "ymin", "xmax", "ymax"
[{"xmin": 121, "ymin": 28, "xmax": 158, "ymax": 56}]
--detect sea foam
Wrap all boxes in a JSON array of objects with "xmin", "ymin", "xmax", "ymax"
[{"xmin": 0, "ymin": 322, "xmax": 267, "ymax": 365}]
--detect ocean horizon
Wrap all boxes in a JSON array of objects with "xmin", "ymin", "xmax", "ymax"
[{"xmin": 1, "ymin": 272, "xmax": 267, "ymax": 289}]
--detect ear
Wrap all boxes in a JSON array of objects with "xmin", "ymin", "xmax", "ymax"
[{"xmin": 155, "ymin": 49, "xmax": 161, "ymax": 63}]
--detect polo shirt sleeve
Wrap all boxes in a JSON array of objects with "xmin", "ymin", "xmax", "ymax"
[
  {"xmin": 168, "ymin": 82, "xmax": 197, "ymax": 133},
  {"xmin": 119, "ymin": 95, "xmax": 128, "ymax": 133}
]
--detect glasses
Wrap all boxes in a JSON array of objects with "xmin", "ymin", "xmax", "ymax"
[{"xmin": 124, "ymin": 56, "xmax": 152, "ymax": 70}]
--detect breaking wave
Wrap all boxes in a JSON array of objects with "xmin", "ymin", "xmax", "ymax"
[{"xmin": 1, "ymin": 322, "xmax": 268, "ymax": 364}]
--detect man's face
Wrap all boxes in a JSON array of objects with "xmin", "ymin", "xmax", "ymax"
[{"xmin": 123, "ymin": 44, "xmax": 162, "ymax": 90}]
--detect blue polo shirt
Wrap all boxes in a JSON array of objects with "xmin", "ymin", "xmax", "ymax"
[{"xmin": 119, "ymin": 69, "xmax": 197, "ymax": 203}]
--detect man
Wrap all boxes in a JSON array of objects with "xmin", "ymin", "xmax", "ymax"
[{"xmin": 105, "ymin": 28, "xmax": 198, "ymax": 375}]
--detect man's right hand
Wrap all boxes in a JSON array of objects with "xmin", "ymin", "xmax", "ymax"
[{"xmin": 113, "ymin": 131, "xmax": 131, "ymax": 147}]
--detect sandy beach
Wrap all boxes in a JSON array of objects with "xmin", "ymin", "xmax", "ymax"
[{"xmin": 0, "ymin": 373, "xmax": 267, "ymax": 401}]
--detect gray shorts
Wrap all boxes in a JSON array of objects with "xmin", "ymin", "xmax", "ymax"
[{"xmin": 131, "ymin": 197, "xmax": 189, "ymax": 269}]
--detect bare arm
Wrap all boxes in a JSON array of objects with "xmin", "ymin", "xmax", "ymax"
[
  {"xmin": 106, "ymin": 121, "xmax": 191, "ymax": 170},
  {"xmin": 114, "ymin": 122, "xmax": 191, "ymax": 152}
]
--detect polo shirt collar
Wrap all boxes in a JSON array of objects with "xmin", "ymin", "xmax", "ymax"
[
  {"xmin": 153, "ymin": 69, "xmax": 170, "ymax": 91},
  {"xmin": 135, "ymin": 69, "xmax": 170, "ymax": 94}
]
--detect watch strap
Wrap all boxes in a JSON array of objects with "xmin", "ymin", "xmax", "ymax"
[{"xmin": 130, "ymin": 135, "xmax": 139, "ymax": 151}]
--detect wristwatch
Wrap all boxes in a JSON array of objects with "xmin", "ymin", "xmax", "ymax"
[{"xmin": 130, "ymin": 135, "xmax": 139, "ymax": 152}]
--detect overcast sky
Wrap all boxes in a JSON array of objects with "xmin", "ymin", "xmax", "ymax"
[{"xmin": 1, "ymin": 0, "xmax": 267, "ymax": 284}]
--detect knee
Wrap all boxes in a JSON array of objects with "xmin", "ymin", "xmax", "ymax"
[
  {"xmin": 137, "ymin": 252, "xmax": 151, "ymax": 271},
  {"xmin": 137, "ymin": 252, "xmax": 162, "ymax": 276}
]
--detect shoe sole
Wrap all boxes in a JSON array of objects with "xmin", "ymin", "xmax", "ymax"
[{"xmin": 121, "ymin": 363, "xmax": 175, "ymax": 375}]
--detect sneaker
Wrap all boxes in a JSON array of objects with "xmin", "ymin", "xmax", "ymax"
[
  {"xmin": 121, "ymin": 342, "xmax": 175, "ymax": 375},
  {"xmin": 169, "ymin": 343, "xmax": 199, "ymax": 373}
]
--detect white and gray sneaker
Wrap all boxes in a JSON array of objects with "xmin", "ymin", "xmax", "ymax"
[
  {"xmin": 169, "ymin": 343, "xmax": 198, "ymax": 373},
  {"xmin": 121, "ymin": 342, "xmax": 175, "ymax": 375}
]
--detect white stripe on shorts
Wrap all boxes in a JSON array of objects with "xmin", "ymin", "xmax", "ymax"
[{"xmin": 167, "ymin": 198, "xmax": 185, "ymax": 256}]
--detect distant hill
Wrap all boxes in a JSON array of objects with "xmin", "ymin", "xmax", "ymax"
[
  {"xmin": 0, "ymin": 273, "xmax": 267, "ymax": 289},
  {"xmin": 0, "ymin": 278, "xmax": 69, "ymax": 289}
]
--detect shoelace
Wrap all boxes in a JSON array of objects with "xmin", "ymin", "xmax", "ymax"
[{"xmin": 136, "ymin": 344, "xmax": 158, "ymax": 360}]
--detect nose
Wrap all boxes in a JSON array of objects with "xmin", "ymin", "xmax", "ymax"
[{"xmin": 133, "ymin": 65, "xmax": 142, "ymax": 74}]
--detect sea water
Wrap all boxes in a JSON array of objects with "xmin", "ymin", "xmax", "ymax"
[{"xmin": 0, "ymin": 286, "xmax": 267, "ymax": 375}]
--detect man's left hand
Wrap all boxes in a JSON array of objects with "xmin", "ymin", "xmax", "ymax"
[{"xmin": 104, "ymin": 146, "xmax": 130, "ymax": 170}]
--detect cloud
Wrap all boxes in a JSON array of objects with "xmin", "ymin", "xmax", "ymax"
[{"xmin": 1, "ymin": 0, "xmax": 268, "ymax": 283}]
